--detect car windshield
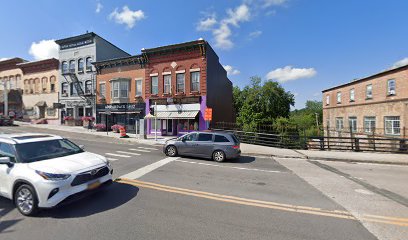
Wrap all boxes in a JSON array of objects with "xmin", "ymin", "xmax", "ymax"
[{"xmin": 15, "ymin": 139, "xmax": 84, "ymax": 163}]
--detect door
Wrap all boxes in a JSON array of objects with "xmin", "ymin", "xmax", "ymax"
[
  {"xmin": 38, "ymin": 106, "xmax": 45, "ymax": 119},
  {"xmin": 177, "ymin": 132, "xmax": 198, "ymax": 155},
  {"xmin": 0, "ymin": 143, "xmax": 16, "ymax": 196},
  {"xmin": 195, "ymin": 133, "xmax": 214, "ymax": 157},
  {"xmin": 167, "ymin": 119, "xmax": 173, "ymax": 135}
]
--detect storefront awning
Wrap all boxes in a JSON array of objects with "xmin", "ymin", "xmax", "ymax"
[
  {"xmin": 99, "ymin": 111, "xmax": 141, "ymax": 115},
  {"xmin": 145, "ymin": 111, "xmax": 199, "ymax": 119},
  {"xmin": 35, "ymin": 101, "xmax": 47, "ymax": 107}
]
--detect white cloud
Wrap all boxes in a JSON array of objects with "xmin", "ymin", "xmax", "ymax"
[
  {"xmin": 109, "ymin": 6, "xmax": 145, "ymax": 29},
  {"xmin": 249, "ymin": 30, "xmax": 262, "ymax": 39},
  {"xmin": 197, "ymin": 16, "xmax": 217, "ymax": 31},
  {"xmin": 223, "ymin": 65, "xmax": 241, "ymax": 75},
  {"xmin": 29, "ymin": 39, "xmax": 59, "ymax": 60},
  {"xmin": 392, "ymin": 57, "xmax": 408, "ymax": 68},
  {"xmin": 213, "ymin": 23, "xmax": 233, "ymax": 49},
  {"xmin": 224, "ymin": 4, "xmax": 251, "ymax": 27},
  {"xmin": 263, "ymin": 0, "xmax": 288, "ymax": 8},
  {"xmin": 96, "ymin": 2, "xmax": 103, "ymax": 13},
  {"xmin": 266, "ymin": 66, "xmax": 317, "ymax": 83}
]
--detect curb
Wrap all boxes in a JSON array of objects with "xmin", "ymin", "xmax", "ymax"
[{"xmin": 305, "ymin": 157, "xmax": 408, "ymax": 166}]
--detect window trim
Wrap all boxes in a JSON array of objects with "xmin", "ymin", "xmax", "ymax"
[
  {"xmin": 190, "ymin": 71, "xmax": 200, "ymax": 92},
  {"xmin": 349, "ymin": 88, "xmax": 355, "ymax": 102},
  {"xmin": 366, "ymin": 84, "xmax": 373, "ymax": 99},
  {"xmin": 163, "ymin": 75, "xmax": 171, "ymax": 94},
  {"xmin": 335, "ymin": 117, "xmax": 344, "ymax": 131},
  {"xmin": 348, "ymin": 116, "xmax": 357, "ymax": 133},
  {"xmin": 336, "ymin": 92, "xmax": 342, "ymax": 104},
  {"xmin": 387, "ymin": 79, "xmax": 396, "ymax": 96},
  {"xmin": 364, "ymin": 116, "xmax": 376, "ymax": 133},
  {"xmin": 135, "ymin": 79, "xmax": 143, "ymax": 97},
  {"xmin": 151, "ymin": 76, "xmax": 159, "ymax": 95},
  {"xmin": 384, "ymin": 116, "xmax": 400, "ymax": 135},
  {"xmin": 176, "ymin": 73, "xmax": 185, "ymax": 93}
]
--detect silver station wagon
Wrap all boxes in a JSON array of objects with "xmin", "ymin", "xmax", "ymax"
[{"xmin": 163, "ymin": 131, "xmax": 241, "ymax": 162}]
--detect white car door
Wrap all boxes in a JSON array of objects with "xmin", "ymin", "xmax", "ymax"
[{"xmin": 0, "ymin": 143, "xmax": 16, "ymax": 196}]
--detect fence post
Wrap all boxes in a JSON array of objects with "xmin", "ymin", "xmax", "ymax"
[
  {"xmin": 372, "ymin": 127, "xmax": 376, "ymax": 151},
  {"xmin": 350, "ymin": 125, "xmax": 354, "ymax": 151},
  {"xmin": 354, "ymin": 138, "xmax": 360, "ymax": 152},
  {"xmin": 326, "ymin": 125, "xmax": 330, "ymax": 150}
]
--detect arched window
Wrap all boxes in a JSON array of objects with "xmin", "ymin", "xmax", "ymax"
[
  {"xmin": 78, "ymin": 58, "xmax": 84, "ymax": 72},
  {"xmin": 61, "ymin": 83, "xmax": 68, "ymax": 96},
  {"xmin": 85, "ymin": 80, "xmax": 92, "ymax": 94},
  {"xmin": 86, "ymin": 57, "xmax": 92, "ymax": 71},
  {"xmin": 41, "ymin": 77, "xmax": 48, "ymax": 92},
  {"xmin": 62, "ymin": 61, "xmax": 68, "ymax": 73},
  {"xmin": 34, "ymin": 78, "xmax": 40, "ymax": 93},
  {"xmin": 69, "ymin": 60, "xmax": 75, "ymax": 73},
  {"xmin": 9, "ymin": 76, "xmax": 15, "ymax": 89},
  {"xmin": 24, "ymin": 80, "xmax": 29, "ymax": 94},
  {"xmin": 50, "ymin": 76, "xmax": 56, "ymax": 92},
  {"xmin": 29, "ymin": 79, "xmax": 34, "ymax": 94}
]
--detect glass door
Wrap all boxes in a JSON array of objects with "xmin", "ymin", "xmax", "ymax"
[{"xmin": 167, "ymin": 119, "xmax": 173, "ymax": 135}]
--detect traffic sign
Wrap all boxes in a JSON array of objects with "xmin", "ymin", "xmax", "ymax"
[{"xmin": 204, "ymin": 108, "xmax": 212, "ymax": 121}]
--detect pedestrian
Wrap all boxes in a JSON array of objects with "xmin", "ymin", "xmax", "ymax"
[{"xmin": 88, "ymin": 118, "xmax": 93, "ymax": 131}]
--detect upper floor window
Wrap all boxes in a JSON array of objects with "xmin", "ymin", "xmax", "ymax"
[
  {"xmin": 86, "ymin": 57, "xmax": 93, "ymax": 71},
  {"xmin": 85, "ymin": 80, "xmax": 92, "ymax": 94},
  {"xmin": 191, "ymin": 71, "xmax": 200, "ymax": 92},
  {"xmin": 366, "ymin": 84, "xmax": 372, "ymax": 99},
  {"xmin": 62, "ymin": 61, "xmax": 68, "ymax": 73},
  {"xmin": 151, "ymin": 76, "xmax": 158, "ymax": 95},
  {"xmin": 61, "ymin": 83, "xmax": 68, "ymax": 96},
  {"xmin": 326, "ymin": 95, "xmax": 330, "ymax": 105},
  {"xmin": 111, "ymin": 80, "xmax": 129, "ymax": 98},
  {"xmin": 99, "ymin": 83, "xmax": 106, "ymax": 98},
  {"xmin": 135, "ymin": 79, "xmax": 142, "ymax": 96},
  {"xmin": 384, "ymin": 116, "xmax": 400, "ymax": 135},
  {"xmin": 163, "ymin": 75, "xmax": 171, "ymax": 94},
  {"xmin": 9, "ymin": 76, "xmax": 15, "ymax": 89},
  {"xmin": 176, "ymin": 73, "xmax": 185, "ymax": 93},
  {"xmin": 349, "ymin": 88, "xmax": 355, "ymax": 102},
  {"xmin": 387, "ymin": 79, "xmax": 396, "ymax": 96},
  {"xmin": 336, "ymin": 92, "xmax": 341, "ymax": 103},
  {"xmin": 41, "ymin": 77, "xmax": 47, "ymax": 92},
  {"xmin": 112, "ymin": 81, "xmax": 119, "ymax": 98},
  {"xmin": 69, "ymin": 60, "xmax": 75, "ymax": 73},
  {"xmin": 50, "ymin": 76, "xmax": 56, "ymax": 92},
  {"xmin": 78, "ymin": 59, "xmax": 84, "ymax": 72}
]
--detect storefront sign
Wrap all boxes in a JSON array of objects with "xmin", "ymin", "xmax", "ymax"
[
  {"xmin": 60, "ymin": 38, "xmax": 94, "ymax": 50},
  {"xmin": 151, "ymin": 96, "xmax": 200, "ymax": 105},
  {"xmin": 204, "ymin": 108, "xmax": 212, "ymax": 121},
  {"xmin": 96, "ymin": 103, "xmax": 145, "ymax": 113}
]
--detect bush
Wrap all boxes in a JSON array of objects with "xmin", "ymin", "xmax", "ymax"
[
  {"xmin": 63, "ymin": 116, "xmax": 74, "ymax": 121},
  {"xmin": 81, "ymin": 116, "xmax": 95, "ymax": 121},
  {"xmin": 111, "ymin": 124, "xmax": 125, "ymax": 132},
  {"xmin": 94, "ymin": 124, "xmax": 106, "ymax": 131}
]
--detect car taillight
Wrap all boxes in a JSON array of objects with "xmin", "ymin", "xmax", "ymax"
[{"xmin": 232, "ymin": 145, "xmax": 240, "ymax": 149}]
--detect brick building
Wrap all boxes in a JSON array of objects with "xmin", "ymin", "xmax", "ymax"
[
  {"xmin": 18, "ymin": 58, "xmax": 59, "ymax": 124},
  {"xmin": 142, "ymin": 39, "xmax": 234, "ymax": 136},
  {"xmin": 0, "ymin": 58, "xmax": 26, "ymax": 117},
  {"xmin": 322, "ymin": 64, "xmax": 408, "ymax": 137},
  {"xmin": 93, "ymin": 55, "xmax": 146, "ymax": 134}
]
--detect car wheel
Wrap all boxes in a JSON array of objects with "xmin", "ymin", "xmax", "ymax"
[
  {"xmin": 14, "ymin": 184, "xmax": 38, "ymax": 216},
  {"xmin": 166, "ymin": 145, "xmax": 178, "ymax": 157},
  {"xmin": 213, "ymin": 150, "xmax": 225, "ymax": 162}
]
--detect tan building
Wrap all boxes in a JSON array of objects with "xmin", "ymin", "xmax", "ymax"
[
  {"xmin": 18, "ymin": 58, "xmax": 59, "ymax": 124},
  {"xmin": 322, "ymin": 64, "xmax": 408, "ymax": 137},
  {"xmin": 0, "ymin": 58, "xmax": 26, "ymax": 116}
]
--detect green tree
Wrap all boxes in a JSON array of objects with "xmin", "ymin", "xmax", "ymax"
[{"xmin": 235, "ymin": 76, "xmax": 295, "ymax": 131}]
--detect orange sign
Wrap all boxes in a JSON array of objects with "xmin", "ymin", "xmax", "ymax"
[{"xmin": 204, "ymin": 108, "xmax": 212, "ymax": 121}]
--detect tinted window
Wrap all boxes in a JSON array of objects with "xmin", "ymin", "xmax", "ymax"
[
  {"xmin": 214, "ymin": 135, "xmax": 230, "ymax": 143},
  {"xmin": 198, "ymin": 133, "xmax": 213, "ymax": 142},
  {"xmin": 0, "ymin": 143, "xmax": 16, "ymax": 159},
  {"xmin": 230, "ymin": 134, "xmax": 240, "ymax": 144},
  {"xmin": 184, "ymin": 133, "xmax": 198, "ymax": 141}
]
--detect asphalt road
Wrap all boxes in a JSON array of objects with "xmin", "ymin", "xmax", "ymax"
[{"xmin": 0, "ymin": 125, "xmax": 407, "ymax": 240}]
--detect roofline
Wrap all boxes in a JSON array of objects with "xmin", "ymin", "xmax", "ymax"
[
  {"xmin": 322, "ymin": 64, "xmax": 408, "ymax": 93},
  {"xmin": 55, "ymin": 32, "xmax": 130, "ymax": 56},
  {"xmin": 92, "ymin": 55, "xmax": 144, "ymax": 66},
  {"xmin": 141, "ymin": 39, "xmax": 207, "ymax": 54},
  {"xmin": 16, "ymin": 58, "xmax": 58, "ymax": 66}
]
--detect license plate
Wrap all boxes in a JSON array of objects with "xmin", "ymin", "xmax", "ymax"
[{"xmin": 87, "ymin": 181, "xmax": 101, "ymax": 190}]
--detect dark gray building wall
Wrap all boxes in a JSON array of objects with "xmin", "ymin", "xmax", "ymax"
[
  {"xmin": 95, "ymin": 36, "xmax": 130, "ymax": 61},
  {"xmin": 205, "ymin": 44, "xmax": 235, "ymax": 123}
]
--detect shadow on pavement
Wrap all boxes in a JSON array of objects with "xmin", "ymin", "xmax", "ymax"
[
  {"xmin": 37, "ymin": 182, "xmax": 139, "ymax": 219},
  {"xmin": 0, "ymin": 197, "xmax": 23, "ymax": 234},
  {"xmin": 180, "ymin": 155, "xmax": 256, "ymax": 164}
]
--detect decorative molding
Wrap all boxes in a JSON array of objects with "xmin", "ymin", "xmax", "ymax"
[
  {"xmin": 150, "ymin": 73, "xmax": 158, "ymax": 77},
  {"xmin": 162, "ymin": 71, "xmax": 171, "ymax": 75},
  {"xmin": 175, "ymin": 70, "xmax": 185, "ymax": 74},
  {"xmin": 190, "ymin": 68, "xmax": 200, "ymax": 72}
]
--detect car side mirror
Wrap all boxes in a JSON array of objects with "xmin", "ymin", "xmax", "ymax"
[
  {"xmin": 181, "ymin": 138, "xmax": 186, "ymax": 142},
  {"xmin": 79, "ymin": 145, "xmax": 85, "ymax": 150},
  {"xmin": 0, "ymin": 156, "xmax": 14, "ymax": 167}
]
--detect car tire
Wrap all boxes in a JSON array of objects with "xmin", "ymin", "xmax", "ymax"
[
  {"xmin": 14, "ymin": 184, "xmax": 39, "ymax": 216},
  {"xmin": 166, "ymin": 145, "xmax": 178, "ymax": 157},
  {"xmin": 212, "ymin": 150, "xmax": 225, "ymax": 162}
]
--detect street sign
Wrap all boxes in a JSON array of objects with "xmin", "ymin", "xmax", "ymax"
[
  {"xmin": 53, "ymin": 103, "xmax": 65, "ymax": 109},
  {"xmin": 204, "ymin": 108, "xmax": 212, "ymax": 121}
]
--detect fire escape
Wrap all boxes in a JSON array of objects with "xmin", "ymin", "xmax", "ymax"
[{"xmin": 62, "ymin": 71, "xmax": 95, "ymax": 106}]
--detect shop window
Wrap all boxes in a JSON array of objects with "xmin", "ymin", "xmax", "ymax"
[
  {"xmin": 190, "ymin": 71, "xmax": 200, "ymax": 92},
  {"xmin": 78, "ymin": 107, "xmax": 84, "ymax": 117},
  {"xmin": 85, "ymin": 107, "xmax": 92, "ymax": 116},
  {"xmin": 66, "ymin": 108, "xmax": 74, "ymax": 116},
  {"xmin": 151, "ymin": 119, "xmax": 161, "ymax": 131}
]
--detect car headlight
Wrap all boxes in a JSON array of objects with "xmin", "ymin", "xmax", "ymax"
[{"xmin": 35, "ymin": 170, "xmax": 71, "ymax": 181}]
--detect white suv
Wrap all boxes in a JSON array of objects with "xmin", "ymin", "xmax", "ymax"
[{"xmin": 0, "ymin": 133, "xmax": 113, "ymax": 216}]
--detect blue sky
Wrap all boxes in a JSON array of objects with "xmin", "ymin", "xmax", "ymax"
[{"xmin": 1, "ymin": 0, "xmax": 408, "ymax": 109}]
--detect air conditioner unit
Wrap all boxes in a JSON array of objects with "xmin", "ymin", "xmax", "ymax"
[{"xmin": 389, "ymin": 90, "xmax": 395, "ymax": 95}]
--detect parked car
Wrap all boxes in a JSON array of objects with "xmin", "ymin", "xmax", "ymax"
[
  {"xmin": 0, "ymin": 133, "xmax": 113, "ymax": 216},
  {"xmin": 0, "ymin": 115, "xmax": 14, "ymax": 126},
  {"xmin": 164, "ymin": 131, "xmax": 241, "ymax": 162}
]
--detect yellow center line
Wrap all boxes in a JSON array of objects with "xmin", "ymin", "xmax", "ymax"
[{"xmin": 116, "ymin": 178, "xmax": 408, "ymax": 227}]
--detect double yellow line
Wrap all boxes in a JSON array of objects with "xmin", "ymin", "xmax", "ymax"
[{"xmin": 117, "ymin": 178, "xmax": 408, "ymax": 227}]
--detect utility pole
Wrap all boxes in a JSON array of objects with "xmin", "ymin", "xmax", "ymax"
[
  {"xmin": 2, "ymin": 80, "xmax": 8, "ymax": 116},
  {"xmin": 154, "ymin": 101, "xmax": 157, "ymax": 141}
]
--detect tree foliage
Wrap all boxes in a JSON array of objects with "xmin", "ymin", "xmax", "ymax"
[{"xmin": 233, "ymin": 76, "xmax": 295, "ymax": 131}]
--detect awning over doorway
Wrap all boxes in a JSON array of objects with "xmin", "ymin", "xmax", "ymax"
[
  {"xmin": 35, "ymin": 101, "xmax": 47, "ymax": 107},
  {"xmin": 145, "ymin": 111, "xmax": 199, "ymax": 119}
]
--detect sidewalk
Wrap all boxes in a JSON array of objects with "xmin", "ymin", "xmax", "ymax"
[{"xmin": 17, "ymin": 122, "xmax": 408, "ymax": 165}]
